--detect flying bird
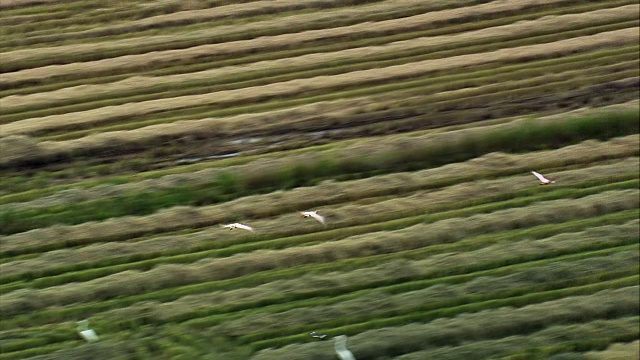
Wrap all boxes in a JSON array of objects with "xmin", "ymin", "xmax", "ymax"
[
  {"xmin": 77, "ymin": 320, "xmax": 98, "ymax": 342},
  {"xmin": 222, "ymin": 223, "xmax": 254, "ymax": 232},
  {"xmin": 334, "ymin": 335, "xmax": 356, "ymax": 360},
  {"xmin": 300, "ymin": 210, "xmax": 326, "ymax": 226},
  {"xmin": 531, "ymin": 171, "xmax": 556, "ymax": 185},
  {"xmin": 309, "ymin": 331, "xmax": 328, "ymax": 340}
]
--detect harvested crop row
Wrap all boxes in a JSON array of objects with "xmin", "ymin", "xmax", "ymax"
[
  {"xmin": 0, "ymin": 0, "xmax": 593, "ymax": 72},
  {"xmin": 6, "ymin": 37, "xmax": 638, "ymax": 135},
  {"xmin": 2, "ymin": 6, "xmax": 636, "ymax": 112},
  {"xmin": 49, "ymin": 67, "xmax": 638, "ymax": 144},
  {"xmin": 0, "ymin": 190, "xmax": 635, "ymax": 317},
  {"xmin": 3, "ymin": 28, "xmax": 635, "ymax": 137},
  {"xmin": 0, "ymin": 0, "xmax": 375, "ymax": 44},
  {"xmin": 3, "ymin": 218, "xmax": 636, "ymax": 333},
  {"xmin": 250, "ymin": 286, "xmax": 640, "ymax": 359},
  {"xmin": 243, "ymin": 275, "xmax": 639, "ymax": 347},
  {"xmin": 3, "ymin": 2, "xmax": 633, "ymax": 100},
  {"xmin": 29, "ymin": 52, "xmax": 640, "ymax": 146},
  {"xmin": 584, "ymin": 340, "xmax": 640, "ymax": 360},
  {"xmin": 9, "ymin": 285, "xmax": 639, "ymax": 360}
]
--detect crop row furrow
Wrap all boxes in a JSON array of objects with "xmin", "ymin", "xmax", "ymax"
[
  {"xmin": 0, "ymin": 190, "xmax": 635, "ymax": 319},
  {"xmin": 2, "ymin": 11, "xmax": 636, "ymax": 116},
  {"xmin": 3, "ymin": 229, "xmax": 637, "ymax": 348},
  {"xmin": 1, "ymin": 1, "xmax": 634, "ymax": 94},
  {"xmin": 1, "ymin": 0, "xmax": 485, "ymax": 49},
  {"xmin": 1, "ymin": 0, "xmax": 619, "ymax": 74},
  {"xmin": 250, "ymin": 281, "xmax": 640, "ymax": 352},
  {"xmin": 391, "ymin": 316, "xmax": 639, "ymax": 360},
  {"xmin": 4, "ymin": 27, "xmax": 636, "ymax": 138},
  {"xmin": 252, "ymin": 289, "xmax": 640, "ymax": 358},
  {"xmin": 17, "ymin": 44, "xmax": 639, "ymax": 137},
  {"xmin": 1, "ymin": 173, "xmax": 635, "ymax": 293},
  {"xmin": 1, "ymin": 228, "xmax": 635, "ymax": 347},
  {"xmin": 4, "ymin": 264, "xmax": 636, "ymax": 355},
  {"xmin": 239, "ymin": 273, "xmax": 639, "ymax": 346},
  {"xmin": 179, "ymin": 220, "xmax": 639, "ymax": 331}
]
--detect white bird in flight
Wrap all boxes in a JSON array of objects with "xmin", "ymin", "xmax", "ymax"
[
  {"xmin": 531, "ymin": 171, "xmax": 556, "ymax": 185},
  {"xmin": 222, "ymin": 223, "xmax": 254, "ymax": 232},
  {"xmin": 309, "ymin": 331, "xmax": 328, "ymax": 340},
  {"xmin": 300, "ymin": 210, "xmax": 326, "ymax": 226},
  {"xmin": 334, "ymin": 335, "xmax": 356, "ymax": 360},
  {"xmin": 77, "ymin": 320, "xmax": 98, "ymax": 342}
]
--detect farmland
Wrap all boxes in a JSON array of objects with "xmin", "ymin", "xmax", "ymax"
[{"xmin": 0, "ymin": 0, "xmax": 638, "ymax": 359}]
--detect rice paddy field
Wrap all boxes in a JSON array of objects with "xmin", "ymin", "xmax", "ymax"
[{"xmin": 0, "ymin": 0, "xmax": 639, "ymax": 359}]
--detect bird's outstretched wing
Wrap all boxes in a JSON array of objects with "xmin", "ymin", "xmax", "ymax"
[
  {"xmin": 309, "ymin": 212, "xmax": 326, "ymax": 225},
  {"xmin": 309, "ymin": 331, "xmax": 327, "ymax": 339},
  {"xmin": 236, "ymin": 223, "xmax": 254, "ymax": 232},
  {"xmin": 334, "ymin": 335, "xmax": 355, "ymax": 360},
  {"xmin": 531, "ymin": 171, "xmax": 549, "ymax": 183}
]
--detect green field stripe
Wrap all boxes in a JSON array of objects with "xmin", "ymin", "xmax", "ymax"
[
  {"xmin": 390, "ymin": 316, "xmax": 639, "ymax": 360},
  {"xmin": 2, "ymin": 214, "xmax": 635, "ymax": 331},
  {"xmin": 1, "ymin": 161, "xmax": 636, "ymax": 265},
  {"xmin": 238, "ymin": 270, "xmax": 639, "ymax": 345},
  {"xmin": 0, "ymin": 172, "xmax": 635, "ymax": 271},
  {"xmin": 490, "ymin": 333, "xmax": 640, "ymax": 360},
  {"xmin": 2, "ymin": 177, "xmax": 628, "ymax": 284},
  {"xmin": 249, "ymin": 278, "xmax": 639, "ymax": 350},
  {"xmin": 6, "ymin": 115, "xmax": 639, "ymax": 234},
  {"xmin": 1, "ymin": 243, "xmax": 636, "ymax": 349},
  {"xmin": 0, "ymin": 340, "xmax": 78, "ymax": 360},
  {"xmin": 181, "ymin": 248, "xmax": 639, "ymax": 327}
]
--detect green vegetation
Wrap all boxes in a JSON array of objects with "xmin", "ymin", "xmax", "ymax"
[{"xmin": 0, "ymin": 0, "xmax": 637, "ymax": 359}]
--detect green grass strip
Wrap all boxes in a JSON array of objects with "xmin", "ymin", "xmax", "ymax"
[
  {"xmin": 2, "ymin": 212, "xmax": 635, "ymax": 331},
  {"xmin": 2, "ymin": 108, "xmax": 638, "ymax": 235},
  {"xmin": 0, "ymin": 176, "xmax": 635, "ymax": 289},
  {"xmin": 249, "ymin": 277, "xmax": 639, "ymax": 350}
]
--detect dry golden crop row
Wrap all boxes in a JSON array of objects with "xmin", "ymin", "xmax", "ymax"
[
  {"xmin": 2, "ymin": 5, "xmax": 635, "ymax": 111},
  {"xmin": 1, "ymin": 28, "xmax": 636, "ymax": 138},
  {"xmin": 0, "ymin": 0, "xmax": 599, "ymax": 89}
]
